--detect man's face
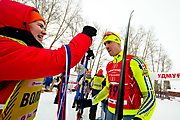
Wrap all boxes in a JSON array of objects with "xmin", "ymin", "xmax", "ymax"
[
  {"xmin": 29, "ymin": 20, "xmax": 46, "ymax": 44},
  {"xmin": 104, "ymin": 41, "xmax": 121, "ymax": 56}
]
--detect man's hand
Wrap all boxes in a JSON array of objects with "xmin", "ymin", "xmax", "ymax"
[{"xmin": 86, "ymin": 48, "xmax": 94, "ymax": 60}]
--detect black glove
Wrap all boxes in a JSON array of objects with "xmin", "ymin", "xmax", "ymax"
[
  {"xmin": 86, "ymin": 48, "xmax": 94, "ymax": 60},
  {"xmin": 82, "ymin": 26, "xmax": 97, "ymax": 40},
  {"xmin": 85, "ymin": 80, "xmax": 88, "ymax": 83},
  {"xmin": 53, "ymin": 85, "xmax": 58, "ymax": 88},
  {"xmin": 133, "ymin": 117, "xmax": 142, "ymax": 120},
  {"xmin": 77, "ymin": 99, "xmax": 92, "ymax": 108},
  {"xmin": 43, "ymin": 82, "xmax": 46, "ymax": 85}
]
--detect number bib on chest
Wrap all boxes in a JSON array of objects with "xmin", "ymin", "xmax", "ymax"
[
  {"xmin": 108, "ymin": 82, "xmax": 119, "ymax": 108},
  {"xmin": 106, "ymin": 62, "xmax": 121, "ymax": 108},
  {"xmin": 1, "ymin": 78, "xmax": 44, "ymax": 120}
]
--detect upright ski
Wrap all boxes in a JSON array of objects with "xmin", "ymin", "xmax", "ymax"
[
  {"xmin": 57, "ymin": 45, "xmax": 71, "ymax": 120},
  {"xmin": 114, "ymin": 10, "xmax": 134, "ymax": 120}
]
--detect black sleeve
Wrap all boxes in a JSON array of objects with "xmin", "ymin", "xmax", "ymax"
[{"xmin": 102, "ymin": 78, "xmax": 106, "ymax": 86}]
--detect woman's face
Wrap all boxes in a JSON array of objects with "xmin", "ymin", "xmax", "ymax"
[{"xmin": 29, "ymin": 20, "xmax": 46, "ymax": 44}]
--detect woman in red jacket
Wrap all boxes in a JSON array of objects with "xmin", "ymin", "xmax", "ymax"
[{"xmin": 0, "ymin": 0, "xmax": 97, "ymax": 119}]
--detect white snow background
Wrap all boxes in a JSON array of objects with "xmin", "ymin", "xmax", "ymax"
[{"xmin": 34, "ymin": 89, "xmax": 180, "ymax": 120}]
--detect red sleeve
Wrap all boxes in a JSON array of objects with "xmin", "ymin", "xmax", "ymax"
[{"xmin": 0, "ymin": 33, "xmax": 91, "ymax": 81}]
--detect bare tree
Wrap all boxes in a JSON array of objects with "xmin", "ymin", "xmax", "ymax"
[
  {"xmin": 151, "ymin": 44, "xmax": 172, "ymax": 73},
  {"xmin": 119, "ymin": 26, "xmax": 146, "ymax": 56},
  {"xmin": 160, "ymin": 52, "xmax": 172, "ymax": 72},
  {"xmin": 156, "ymin": 44, "xmax": 162, "ymax": 72},
  {"xmin": 119, "ymin": 26, "xmax": 172, "ymax": 72},
  {"xmin": 94, "ymin": 41, "xmax": 106, "ymax": 73},
  {"xmin": 89, "ymin": 41, "xmax": 103, "ymax": 70},
  {"xmin": 149, "ymin": 41, "xmax": 158, "ymax": 72}
]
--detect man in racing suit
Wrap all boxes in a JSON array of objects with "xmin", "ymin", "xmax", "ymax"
[{"xmin": 78, "ymin": 32, "xmax": 156, "ymax": 120}]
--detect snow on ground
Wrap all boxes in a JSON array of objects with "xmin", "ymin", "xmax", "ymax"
[{"xmin": 34, "ymin": 89, "xmax": 180, "ymax": 120}]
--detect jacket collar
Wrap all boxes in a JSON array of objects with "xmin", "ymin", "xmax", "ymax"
[
  {"xmin": 113, "ymin": 50, "xmax": 123, "ymax": 63},
  {"xmin": 0, "ymin": 27, "xmax": 43, "ymax": 48}
]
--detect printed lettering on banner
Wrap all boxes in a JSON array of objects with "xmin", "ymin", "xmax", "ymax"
[{"xmin": 157, "ymin": 73, "xmax": 180, "ymax": 80}]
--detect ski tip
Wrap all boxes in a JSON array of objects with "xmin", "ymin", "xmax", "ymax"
[{"xmin": 131, "ymin": 10, "xmax": 134, "ymax": 16}]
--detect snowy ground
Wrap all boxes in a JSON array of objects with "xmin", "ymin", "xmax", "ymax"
[{"xmin": 34, "ymin": 89, "xmax": 180, "ymax": 120}]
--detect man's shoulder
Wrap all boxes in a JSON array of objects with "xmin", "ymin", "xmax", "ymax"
[
  {"xmin": 127, "ymin": 54, "xmax": 136, "ymax": 58},
  {"xmin": 127, "ymin": 54, "xmax": 143, "ymax": 61}
]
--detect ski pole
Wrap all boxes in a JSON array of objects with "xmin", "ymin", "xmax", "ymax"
[
  {"xmin": 77, "ymin": 56, "xmax": 89, "ymax": 120},
  {"xmin": 74, "ymin": 55, "xmax": 85, "ymax": 100}
]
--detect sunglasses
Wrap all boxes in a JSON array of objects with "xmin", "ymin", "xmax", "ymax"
[{"xmin": 103, "ymin": 31, "xmax": 121, "ymax": 40}]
